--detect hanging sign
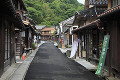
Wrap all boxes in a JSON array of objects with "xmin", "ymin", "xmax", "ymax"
[
  {"xmin": 67, "ymin": 33, "xmax": 69, "ymax": 39},
  {"xmin": 95, "ymin": 35, "xmax": 110, "ymax": 75}
]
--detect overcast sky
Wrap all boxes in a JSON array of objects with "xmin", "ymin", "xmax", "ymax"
[{"xmin": 77, "ymin": 0, "xmax": 85, "ymax": 4}]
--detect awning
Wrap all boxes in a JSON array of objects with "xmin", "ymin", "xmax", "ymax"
[
  {"xmin": 72, "ymin": 19, "xmax": 100, "ymax": 34},
  {"xmin": 13, "ymin": 14, "xmax": 25, "ymax": 30},
  {"xmin": 98, "ymin": 5, "xmax": 120, "ymax": 18}
]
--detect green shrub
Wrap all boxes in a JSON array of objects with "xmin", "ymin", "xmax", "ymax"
[{"xmin": 32, "ymin": 43, "xmax": 36, "ymax": 50}]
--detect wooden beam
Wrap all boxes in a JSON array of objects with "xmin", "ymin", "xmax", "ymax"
[{"xmin": 108, "ymin": 0, "xmax": 111, "ymax": 9}]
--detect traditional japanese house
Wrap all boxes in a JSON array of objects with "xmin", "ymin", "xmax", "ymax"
[
  {"xmin": 63, "ymin": 16, "xmax": 75, "ymax": 47},
  {"xmin": 35, "ymin": 25, "xmax": 47, "ymax": 42},
  {"xmin": 23, "ymin": 17, "xmax": 36, "ymax": 52},
  {"xmin": 59, "ymin": 19, "xmax": 70, "ymax": 47},
  {"xmin": 98, "ymin": 0, "xmax": 120, "ymax": 78},
  {"xmin": 59, "ymin": 17, "xmax": 78, "ymax": 48},
  {"xmin": 0, "ymin": 0, "xmax": 27, "ymax": 77},
  {"xmin": 72, "ymin": 0, "xmax": 108, "ymax": 63},
  {"xmin": 13, "ymin": 0, "xmax": 28, "ymax": 60},
  {"xmin": 59, "ymin": 21, "xmax": 68, "ymax": 48},
  {"xmin": 41, "ymin": 27, "xmax": 55, "ymax": 41}
]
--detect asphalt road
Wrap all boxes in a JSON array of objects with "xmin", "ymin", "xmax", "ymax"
[{"xmin": 24, "ymin": 42, "xmax": 102, "ymax": 80}]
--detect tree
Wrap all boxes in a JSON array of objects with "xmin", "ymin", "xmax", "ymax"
[{"xmin": 23, "ymin": 0, "xmax": 84, "ymax": 26}]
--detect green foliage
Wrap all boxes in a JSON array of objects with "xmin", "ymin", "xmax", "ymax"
[
  {"xmin": 23, "ymin": 0, "xmax": 84, "ymax": 26},
  {"xmin": 32, "ymin": 43, "xmax": 36, "ymax": 49}
]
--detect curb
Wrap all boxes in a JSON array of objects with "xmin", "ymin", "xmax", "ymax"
[
  {"xmin": 9, "ymin": 48, "xmax": 39, "ymax": 80},
  {"xmin": 22, "ymin": 48, "xmax": 39, "ymax": 80},
  {"xmin": 0, "ymin": 43, "xmax": 44, "ymax": 80}
]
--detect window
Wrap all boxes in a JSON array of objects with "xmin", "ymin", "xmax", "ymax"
[{"xmin": 5, "ymin": 28, "xmax": 10, "ymax": 61}]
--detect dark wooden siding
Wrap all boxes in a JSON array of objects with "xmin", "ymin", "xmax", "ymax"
[
  {"xmin": 105, "ymin": 18, "xmax": 120, "ymax": 72},
  {"xmin": 117, "ymin": 18, "xmax": 120, "ymax": 72},
  {"xmin": 10, "ymin": 24, "xmax": 15, "ymax": 64},
  {"xmin": 0, "ymin": 16, "xmax": 5, "ymax": 76}
]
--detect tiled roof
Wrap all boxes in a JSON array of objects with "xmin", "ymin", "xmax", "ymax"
[
  {"xmin": 41, "ymin": 27, "xmax": 55, "ymax": 31},
  {"xmin": 35, "ymin": 25, "xmax": 46, "ymax": 30},
  {"xmin": 89, "ymin": 0, "xmax": 108, "ymax": 5},
  {"xmin": 63, "ymin": 16, "xmax": 75, "ymax": 26},
  {"xmin": 73, "ymin": 6, "xmax": 107, "ymax": 25},
  {"xmin": 76, "ymin": 7, "xmax": 96, "ymax": 17},
  {"xmin": 98, "ymin": 5, "xmax": 120, "ymax": 18},
  {"xmin": 72, "ymin": 19, "xmax": 100, "ymax": 33},
  {"xmin": 76, "ymin": 6, "xmax": 106, "ymax": 17}
]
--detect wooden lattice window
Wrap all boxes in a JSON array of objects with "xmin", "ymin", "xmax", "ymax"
[{"xmin": 5, "ymin": 27, "xmax": 10, "ymax": 61}]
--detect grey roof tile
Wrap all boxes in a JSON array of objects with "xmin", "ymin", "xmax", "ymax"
[{"xmin": 89, "ymin": 0, "xmax": 108, "ymax": 5}]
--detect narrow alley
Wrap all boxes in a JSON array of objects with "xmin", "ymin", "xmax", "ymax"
[{"xmin": 24, "ymin": 42, "xmax": 102, "ymax": 80}]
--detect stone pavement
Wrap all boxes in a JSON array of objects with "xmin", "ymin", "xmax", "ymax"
[
  {"xmin": 24, "ymin": 42, "xmax": 102, "ymax": 80},
  {"xmin": 74, "ymin": 58, "xmax": 97, "ymax": 71},
  {"xmin": 0, "ymin": 42, "xmax": 44, "ymax": 80}
]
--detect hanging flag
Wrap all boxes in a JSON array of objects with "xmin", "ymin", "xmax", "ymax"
[
  {"xmin": 95, "ymin": 35, "xmax": 110, "ymax": 75},
  {"xmin": 69, "ymin": 41, "xmax": 78, "ymax": 58}
]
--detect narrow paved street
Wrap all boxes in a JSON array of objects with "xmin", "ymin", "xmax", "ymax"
[{"xmin": 24, "ymin": 42, "xmax": 102, "ymax": 80}]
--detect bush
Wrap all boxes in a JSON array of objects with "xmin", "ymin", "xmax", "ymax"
[{"xmin": 32, "ymin": 43, "xmax": 36, "ymax": 50}]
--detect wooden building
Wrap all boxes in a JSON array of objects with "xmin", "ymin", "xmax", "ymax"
[
  {"xmin": 23, "ymin": 17, "xmax": 36, "ymax": 50},
  {"xmin": 23, "ymin": 17, "xmax": 36, "ymax": 52},
  {"xmin": 59, "ymin": 17, "xmax": 77, "ymax": 48},
  {"xmin": 72, "ymin": 0, "xmax": 120, "ymax": 78},
  {"xmin": 14, "ymin": 0, "xmax": 28, "ymax": 60},
  {"xmin": 35, "ymin": 25, "xmax": 47, "ymax": 42},
  {"xmin": 41, "ymin": 27, "xmax": 56, "ymax": 41},
  {"xmin": 63, "ymin": 16, "xmax": 75, "ymax": 46},
  {"xmin": 72, "ymin": 0, "xmax": 108, "ymax": 61},
  {"xmin": 0, "ymin": 0, "xmax": 27, "ymax": 77},
  {"xmin": 98, "ymin": 0, "xmax": 120, "ymax": 78}
]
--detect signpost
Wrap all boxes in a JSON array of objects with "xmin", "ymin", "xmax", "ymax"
[
  {"xmin": 67, "ymin": 33, "xmax": 69, "ymax": 39},
  {"xmin": 95, "ymin": 35, "xmax": 110, "ymax": 75}
]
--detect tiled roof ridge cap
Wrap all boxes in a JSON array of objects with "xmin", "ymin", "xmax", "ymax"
[
  {"xmin": 98, "ymin": 4, "xmax": 120, "ymax": 17},
  {"xmin": 89, "ymin": 0, "xmax": 108, "ymax": 4},
  {"xmin": 76, "ymin": 7, "xmax": 95, "ymax": 15}
]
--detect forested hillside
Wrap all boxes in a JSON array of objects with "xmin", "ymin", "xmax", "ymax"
[{"xmin": 23, "ymin": 0, "xmax": 84, "ymax": 26}]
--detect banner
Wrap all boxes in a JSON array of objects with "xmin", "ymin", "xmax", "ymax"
[
  {"xmin": 67, "ymin": 33, "xmax": 69, "ymax": 39},
  {"xmin": 69, "ymin": 41, "xmax": 78, "ymax": 58},
  {"xmin": 95, "ymin": 35, "xmax": 110, "ymax": 75}
]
